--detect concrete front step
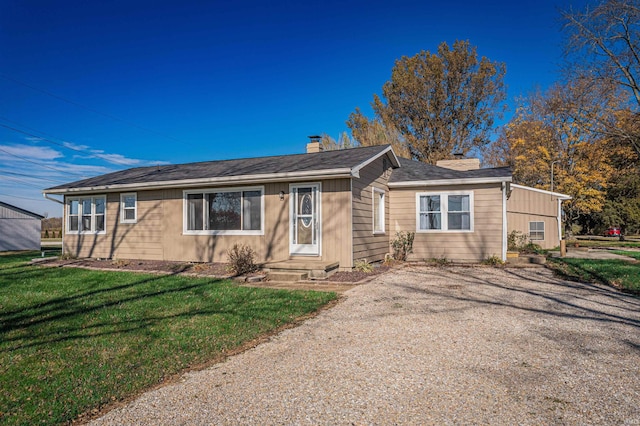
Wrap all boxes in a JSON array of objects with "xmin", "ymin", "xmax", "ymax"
[
  {"xmin": 266, "ymin": 271, "xmax": 308, "ymax": 282},
  {"xmin": 263, "ymin": 260, "xmax": 339, "ymax": 279}
]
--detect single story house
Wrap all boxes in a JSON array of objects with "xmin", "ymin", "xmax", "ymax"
[
  {"xmin": 43, "ymin": 142, "xmax": 570, "ymax": 272},
  {"xmin": 0, "ymin": 201, "xmax": 44, "ymax": 251}
]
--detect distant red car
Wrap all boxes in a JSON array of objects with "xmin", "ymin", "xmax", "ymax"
[{"xmin": 604, "ymin": 227, "xmax": 621, "ymax": 237}]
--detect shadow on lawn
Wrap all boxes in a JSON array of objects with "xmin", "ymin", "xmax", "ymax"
[
  {"xmin": 547, "ymin": 258, "xmax": 640, "ymax": 296},
  {"xmin": 395, "ymin": 267, "xmax": 640, "ymax": 332},
  {"xmin": 0, "ymin": 265, "xmax": 232, "ymax": 351}
]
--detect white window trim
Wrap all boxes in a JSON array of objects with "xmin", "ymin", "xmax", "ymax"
[
  {"xmin": 120, "ymin": 192, "xmax": 137, "ymax": 224},
  {"xmin": 372, "ymin": 187, "xmax": 385, "ymax": 235},
  {"xmin": 182, "ymin": 186, "xmax": 265, "ymax": 236},
  {"xmin": 415, "ymin": 191, "xmax": 474, "ymax": 233},
  {"xmin": 529, "ymin": 221, "xmax": 545, "ymax": 240},
  {"xmin": 66, "ymin": 195, "xmax": 107, "ymax": 235}
]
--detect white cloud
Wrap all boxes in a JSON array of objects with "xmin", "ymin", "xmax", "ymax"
[{"xmin": 0, "ymin": 144, "xmax": 63, "ymax": 160}]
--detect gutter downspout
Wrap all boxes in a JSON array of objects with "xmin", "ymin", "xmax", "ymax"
[
  {"xmin": 501, "ymin": 182, "xmax": 507, "ymax": 262},
  {"xmin": 557, "ymin": 197, "xmax": 563, "ymax": 244}
]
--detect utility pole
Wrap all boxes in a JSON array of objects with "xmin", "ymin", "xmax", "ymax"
[{"xmin": 551, "ymin": 160, "xmax": 560, "ymax": 192}]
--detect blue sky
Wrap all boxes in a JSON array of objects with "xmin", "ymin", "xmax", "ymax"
[{"xmin": 0, "ymin": 0, "xmax": 585, "ymax": 216}]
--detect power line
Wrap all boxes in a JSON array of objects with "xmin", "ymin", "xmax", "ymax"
[
  {"xmin": 0, "ymin": 119, "xmax": 140, "ymax": 166},
  {"xmin": 0, "ymin": 73, "xmax": 186, "ymax": 144},
  {"xmin": 0, "ymin": 169, "xmax": 62, "ymax": 183},
  {"xmin": 0, "ymin": 174, "xmax": 50, "ymax": 189},
  {"xmin": 0, "ymin": 146, "xmax": 88, "ymax": 178},
  {"xmin": 0, "ymin": 192, "xmax": 47, "ymax": 202}
]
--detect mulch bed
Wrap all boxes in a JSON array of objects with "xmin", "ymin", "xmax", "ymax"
[
  {"xmin": 43, "ymin": 258, "xmax": 231, "ymax": 277},
  {"xmin": 40, "ymin": 258, "xmax": 392, "ymax": 283}
]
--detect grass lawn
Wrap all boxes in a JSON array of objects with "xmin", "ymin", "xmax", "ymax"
[
  {"xmin": 547, "ymin": 256, "xmax": 640, "ymax": 294},
  {"xmin": 0, "ymin": 252, "xmax": 336, "ymax": 425}
]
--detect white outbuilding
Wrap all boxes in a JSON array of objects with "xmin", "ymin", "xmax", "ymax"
[{"xmin": 0, "ymin": 201, "xmax": 44, "ymax": 251}]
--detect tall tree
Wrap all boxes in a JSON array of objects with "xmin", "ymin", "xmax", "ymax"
[
  {"xmin": 347, "ymin": 40, "xmax": 506, "ymax": 163},
  {"xmin": 563, "ymin": 0, "xmax": 640, "ymax": 106},
  {"xmin": 486, "ymin": 82, "xmax": 615, "ymax": 231},
  {"xmin": 563, "ymin": 0, "xmax": 640, "ymax": 154}
]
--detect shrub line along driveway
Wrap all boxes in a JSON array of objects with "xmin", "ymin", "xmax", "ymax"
[{"xmin": 90, "ymin": 266, "xmax": 640, "ymax": 425}]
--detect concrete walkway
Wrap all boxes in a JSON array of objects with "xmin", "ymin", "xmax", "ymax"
[
  {"xmin": 90, "ymin": 266, "xmax": 640, "ymax": 425},
  {"xmin": 551, "ymin": 248, "xmax": 638, "ymax": 261}
]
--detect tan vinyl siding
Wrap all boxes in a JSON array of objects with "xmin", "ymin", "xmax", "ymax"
[
  {"xmin": 389, "ymin": 184, "xmax": 504, "ymax": 262},
  {"xmin": 321, "ymin": 178, "xmax": 353, "ymax": 268},
  {"xmin": 351, "ymin": 155, "xmax": 392, "ymax": 264},
  {"xmin": 64, "ymin": 179, "xmax": 354, "ymax": 267},
  {"xmin": 507, "ymin": 187, "xmax": 562, "ymax": 249}
]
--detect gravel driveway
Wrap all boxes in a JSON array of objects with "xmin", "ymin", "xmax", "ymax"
[{"xmin": 90, "ymin": 266, "xmax": 640, "ymax": 425}]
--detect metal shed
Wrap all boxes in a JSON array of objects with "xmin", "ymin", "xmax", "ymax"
[{"xmin": 0, "ymin": 201, "xmax": 44, "ymax": 251}]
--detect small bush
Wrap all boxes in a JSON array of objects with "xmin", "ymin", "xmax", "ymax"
[
  {"xmin": 227, "ymin": 244, "xmax": 257, "ymax": 275},
  {"xmin": 391, "ymin": 231, "xmax": 415, "ymax": 261},
  {"xmin": 507, "ymin": 230, "xmax": 528, "ymax": 252},
  {"xmin": 431, "ymin": 255, "xmax": 450, "ymax": 266},
  {"xmin": 483, "ymin": 255, "xmax": 504, "ymax": 266},
  {"xmin": 354, "ymin": 259, "xmax": 374, "ymax": 273}
]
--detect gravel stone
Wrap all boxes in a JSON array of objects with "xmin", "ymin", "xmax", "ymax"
[{"xmin": 89, "ymin": 266, "xmax": 640, "ymax": 425}]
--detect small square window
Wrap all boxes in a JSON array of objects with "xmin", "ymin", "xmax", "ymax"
[
  {"xmin": 529, "ymin": 221, "xmax": 545, "ymax": 240},
  {"xmin": 120, "ymin": 193, "xmax": 137, "ymax": 223}
]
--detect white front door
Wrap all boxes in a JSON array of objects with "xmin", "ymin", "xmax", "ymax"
[{"xmin": 290, "ymin": 183, "xmax": 320, "ymax": 255}]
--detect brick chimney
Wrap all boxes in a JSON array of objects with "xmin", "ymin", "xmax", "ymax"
[
  {"xmin": 306, "ymin": 135, "xmax": 323, "ymax": 153},
  {"xmin": 436, "ymin": 154, "xmax": 480, "ymax": 171}
]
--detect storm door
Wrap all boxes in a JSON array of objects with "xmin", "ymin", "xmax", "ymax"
[{"xmin": 289, "ymin": 183, "xmax": 320, "ymax": 255}]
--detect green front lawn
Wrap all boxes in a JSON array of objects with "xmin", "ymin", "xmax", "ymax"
[
  {"xmin": 0, "ymin": 252, "xmax": 336, "ymax": 425},
  {"xmin": 547, "ymin": 257, "xmax": 640, "ymax": 294}
]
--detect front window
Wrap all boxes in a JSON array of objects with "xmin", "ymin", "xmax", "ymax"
[
  {"xmin": 417, "ymin": 192, "xmax": 473, "ymax": 232},
  {"xmin": 66, "ymin": 196, "xmax": 106, "ymax": 234},
  {"xmin": 529, "ymin": 221, "xmax": 545, "ymax": 240},
  {"xmin": 184, "ymin": 187, "xmax": 263, "ymax": 235}
]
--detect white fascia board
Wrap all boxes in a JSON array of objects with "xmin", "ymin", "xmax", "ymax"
[
  {"xmin": 510, "ymin": 183, "xmax": 572, "ymax": 200},
  {"xmin": 44, "ymin": 168, "xmax": 353, "ymax": 195},
  {"xmin": 351, "ymin": 146, "xmax": 401, "ymax": 178},
  {"xmin": 389, "ymin": 176, "xmax": 512, "ymax": 188}
]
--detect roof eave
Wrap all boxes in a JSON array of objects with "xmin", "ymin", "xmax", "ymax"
[
  {"xmin": 510, "ymin": 183, "xmax": 572, "ymax": 200},
  {"xmin": 43, "ymin": 168, "xmax": 354, "ymax": 195},
  {"xmin": 351, "ymin": 146, "xmax": 400, "ymax": 178},
  {"xmin": 388, "ymin": 176, "xmax": 512, "ymax": 187}
]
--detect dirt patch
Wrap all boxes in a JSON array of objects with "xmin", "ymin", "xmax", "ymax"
[{"xmin": 327, "ymin": 265, "xmax": 391, "ymax": 283}]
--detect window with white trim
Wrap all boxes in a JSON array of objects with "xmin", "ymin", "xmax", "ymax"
[
  {"xmin": 120, "ymin": 193, "xmax": 137, "ymax": 223},
  {"xmin": 417, "ymin": 192, "xmax": 473, "ymax": 232},
  {"xmin": 184, "ymin": 187, "xmax": 263, "ymax": 235},
  {"xmin": 529, "ymin": 221, "xmax": 545, "ymax": 240},
  {"xmin": 67, "ymin": 196, "xmax": 106, "ymax": 234},
  {"xmin": 373, "ymin": 187, "xmax": 385, "ymax": 234}
]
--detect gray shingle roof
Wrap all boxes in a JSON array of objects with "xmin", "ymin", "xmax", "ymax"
[
  {"xmin": 389, "ymin": 157, "xmax": 511, "ymax": 183},
  {"xmin": 46, "ymin": 145, "xmax": 394, "ymax": 192}
]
